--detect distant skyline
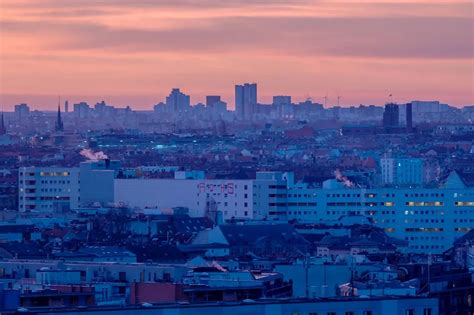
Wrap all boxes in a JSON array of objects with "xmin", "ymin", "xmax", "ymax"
[
  {"xmin": 1, "ymin": 92, "xmax": 471, "ymax": 112},
  {"xmin": 1, "ymin": 0, "xmax": 473, "ymax": 110}
]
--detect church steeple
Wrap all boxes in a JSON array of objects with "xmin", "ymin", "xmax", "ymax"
[{"xmin": 55, "ymin": 97, "xmax": 64, "ymax": 132}]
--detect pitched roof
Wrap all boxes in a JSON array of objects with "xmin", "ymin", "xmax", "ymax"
[
  {"xmin": 454, "ymin": 229, "xmax": 474, "ymax": 245},
  {"xmin": 0, "ymin": 224, "xmax": 34, "ymax": 234},
  {"xmin": 0, "ymin": 242, "xmax": 48, "ymax": 259},
  {"xmin": 219, "ymin": 224, "xmax": 309, "ymax": 247},
  {"xmin": 128, "ymin": 244, "xmax": 187, "ymax": 263}
]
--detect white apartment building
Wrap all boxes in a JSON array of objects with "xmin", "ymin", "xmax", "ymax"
[
  {"xmin": 380, "ymin": 158, "xmax": 424, "ymax": 186},
  {"xmin": 18, "ymin": 167, "xmax": 80, "ymax": 212},
  {"xmin": 75, "ymin": 169, "xmax": 289, "ymax": 221},
  {"xmin": 252, "ymin": 172, "xmax": 293, "ymax": 220},
  {"xmin": 284, "ymin": 173, "xmax": 474, "ymax": 254},
  {"xmin": 17, "ymin": 165, "xmax": 473, "ymax": 254},
  {"xmin": 114, "ymin": 178, "xmax": 254, "ymax": 220}
]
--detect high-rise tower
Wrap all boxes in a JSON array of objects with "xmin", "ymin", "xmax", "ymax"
[
  {"xmin": 382, "ymin": 103, "xmax": 399, "ymax": 128},
  {"xmin": 165, "ymin": 88, "xmax": 190, "ymax": 113},
  {"xmin": 235, "ymin": 83, "xmax": 257, "ymax": 120}
]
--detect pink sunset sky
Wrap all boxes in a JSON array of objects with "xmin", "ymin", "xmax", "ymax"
[{"xmin": 0, "ymin": 0, "xmax": 473, "ymax": 110}]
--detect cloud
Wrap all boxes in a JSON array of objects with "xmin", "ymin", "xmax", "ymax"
[
  {"xmin": 0, "ymin": 0, "xmax": 472, "ymax": 107},
  {"xmin": 2, "ymin": 15, "xmax": 472, "ymax": 59}
]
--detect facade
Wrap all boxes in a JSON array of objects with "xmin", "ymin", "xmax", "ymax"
[
  {"xmin": 411, "ymin": 100, "xmax": 447, "ymax": 123},
  {"xmin": 0, "ymin": 259, "xmax": 188, "ymax": 284},
  {"xmin": 382, "ymin": 103, "xmax": 399, "ymax": 128},
  {"xmin": 166, "ymin": 88, "xmax": 190, "ymax": 113},
  {"xmin": 253, "ymin": 172, "xmax": 293, "ymax": 220},
  {"xmin": 273, "ymin": 96, "xmax": 291, "ymax": 106},
  {"xmin": 283, "ymin": 175, "xmax": 474, "ymax": 254},
  {"xmin": 73, "ymin": 102, "xmax": 91, "ymax": 119},
  {"xmin": 114, "ymin": 178, "xmax": 254, "ymax": 220},
  {"xmin": 80, "ymin": 160, "xmax": 121, "ymax": 207},
  {"xmin": 235, "ymin": 83, "xmax": 257, "ymax": 120},
  {"xmin": 16, "ymin": 297, "xmax": 439, "ymax": 315},
  {"xmin": 210, "ymin": 101, "xmax": 227, "ymax": 116},
  {"xmin": 18, "ymin": 167, "xmax": 80, "ymax": 212},
  {"xmin": 206, "ymin": 95, "xmax": 221, "ymax": 107},
  {"xmin": 14, "ymin": 103, "xmax": 30, "ymax": 122},
  {"xmin": 16, "ymin": 165, "xmax": 474, "ymax": 254},
  {"xmin": 380, "ymin": 158, "xmax": 424, "ymax": 186},
  {"xmin": 273, "ymin": 96, "xmax": 292, "ymax": 119},
  {"xmin": 275, "ymin": 260, "xmax": 387, "ymax": 298}
]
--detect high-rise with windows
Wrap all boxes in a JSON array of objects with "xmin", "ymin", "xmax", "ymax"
[
  {"xmin": 235, "ymin": 83, "xmax": 257, "ymax": 120},
  {"xmin": 382, "ymin": 103, "xmax": 399, "ymax": 128},
  {"xmin": 166, "ymin": 88, "xmax": 190, "ymax": 113},
  {"xmin": 18, "ymin": 167, "xmax": 80, "ymax": 212},
  {"xmin": 206, "ymin": 95, "xmax": 221, "ymax": 108},
  {"xmin": 381, "ymin": 158, "xmax": 424, "ymax": 186},
  {"xmin": 14, "ymin": 103, "xmax": 30, "ymax": 123}
]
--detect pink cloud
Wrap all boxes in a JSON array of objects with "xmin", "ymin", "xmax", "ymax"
[{"xmin": 0, "ymin": 0, "xmax": 472, "ymax": 109}]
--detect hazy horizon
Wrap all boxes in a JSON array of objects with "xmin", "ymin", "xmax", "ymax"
[{"xmin": 0, "ymin": 91, "xmax": 472, "ymax": 112}]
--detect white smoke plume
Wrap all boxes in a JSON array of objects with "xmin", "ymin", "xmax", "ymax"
[
  {"xmin": 80, "ymin": 149, "xmax": 108, "ymax": 161},
  {"xmin": 334, "ymin": 169, "xmax": 354, "ymax": 188}
]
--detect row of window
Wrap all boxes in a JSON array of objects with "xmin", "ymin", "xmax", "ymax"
[
  {"xmin": 39, "ymin": 188, "xmax": 74, "ymax": 193},
  {"xmin": 198, "ymin": 193, "xmax": 249, "ymax": 198},
  {"xmin": 308, "ymin": 310, "xmax": 432, "ymax": 315},
  {"xmin": 405, "ymin": 236, "xmax": 445, "ymax": 240},
  {"xmin": 406, "ymin": 201, "xmax": 443, "ymax": 206},
  {"xmin": 455, "ymin": 201, "xmax": 474, "ymax": 206},
  {"xmin": 405, "ymin": 228, "xmax": 443, "ymax": 232},
  {"xmin": 20, "ymin": 180, "xmax": 76, "ymax": 185},
  {"xmin": 410, "ymin": 245, "xmax": 444, "ymax": 250},
  {"xmin": 326, "ymin": 202, "xmax": 394, "ymax": 207},
  {"xmin": 288, "ymin": 194, "xmax": 317, "ymax": 198},
  {"xmin": 323, "ymin": 192, "xmax": 443, "ymax": 198},
  {"xmin": 20, "ymin": 196, "xmax": 71, "ymax": 201}
]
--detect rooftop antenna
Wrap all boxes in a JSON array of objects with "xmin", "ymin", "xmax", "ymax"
[
  {"xmin": 323, "ymin": 93, "xmax": 328, "ymax": 108},
  {"xmin": 388, "ymin": 93, "xmax": 394, "ymax": 104}
]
